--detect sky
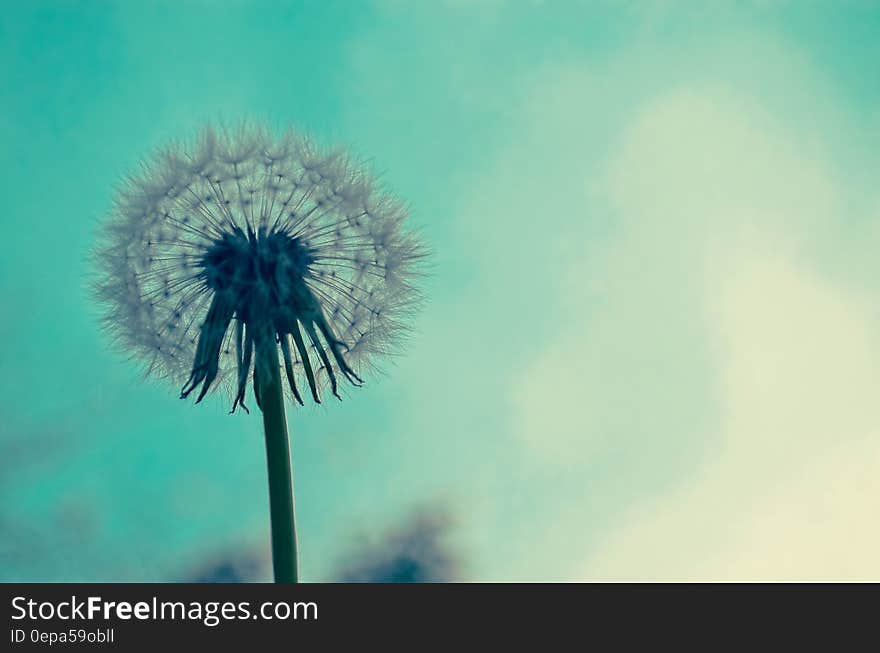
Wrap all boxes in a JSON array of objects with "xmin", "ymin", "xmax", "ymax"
[{"xmin": 1, "ymin": 0, "xmax": 879, "ymax": 581}]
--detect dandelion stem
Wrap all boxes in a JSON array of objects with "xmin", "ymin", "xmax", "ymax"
[{"xmin": 256, "ymin": 339, "xmax": 299, "ymax": 583}]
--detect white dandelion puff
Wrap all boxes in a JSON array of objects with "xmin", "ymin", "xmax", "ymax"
[{"xmin": 94, "ymin": 124, "xmax": 426, "ymax": 412}]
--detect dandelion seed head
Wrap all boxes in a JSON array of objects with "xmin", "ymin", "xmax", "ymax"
[{"xmin": 94, "ymin": 123, "xmax": 425, "ymax": 410}]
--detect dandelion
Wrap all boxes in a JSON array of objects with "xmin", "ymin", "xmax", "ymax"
[{"xmin": 94, "ymin": 124, "xmax": 425, "ymax": 582}]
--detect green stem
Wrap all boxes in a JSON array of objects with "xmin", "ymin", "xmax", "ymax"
[{"xmin": 256, "ymin": 339, "xmax": 299, "ymax": 583}]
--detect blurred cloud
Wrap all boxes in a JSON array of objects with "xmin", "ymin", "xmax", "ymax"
[
  {"xmin": 0, "ymin": 424, "xmax": 72, "ymax": 478},
  {"xmin": 501, "ymin": 49, "xmax": 880, "ymax": 578},
  {"xmin": 583, "ymin": 247, "xmax": 880, "ymax": 580},
  {"xmin": 334, "ymin": 505, "xmax": 460, "ymax": 582},
  {"xmin": 0, "ymin": 495, "xmax": 104, "ymax": 582},
  {"xmin": 0, "ymin": 420, "xmax": 97, "ymax": 581}
]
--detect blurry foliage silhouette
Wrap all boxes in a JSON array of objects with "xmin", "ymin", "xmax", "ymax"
[
  {"xmin": 335, "ymin": 506, "xmax": 459, "ymax": 583},
  {"xmin": 180, "ymin": 549, "xmax": 268, "ymax": 583},
  {"xmin": 169, "ymin": 504, "xmax": 460, "ymax": 583}
]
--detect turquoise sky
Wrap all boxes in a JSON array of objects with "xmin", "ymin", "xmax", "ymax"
[{"xmin": 2, "ymin": 1, "xmax": 880, "ymax": 581}]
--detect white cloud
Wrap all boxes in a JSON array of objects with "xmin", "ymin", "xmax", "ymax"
[
  {"xmin": 509, "ymin": 65, "xmax": 880, "ymax": 578},
  {"xmin": 583, "ymin": 245, "xmax": 880, "ymax": 580}
]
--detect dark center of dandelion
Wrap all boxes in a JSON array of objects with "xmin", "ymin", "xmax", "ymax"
[
  {"xmin": 180, "ymin": 226, "xmax": 362, "ymax": 411},
  {"xmin": 201, "ymin": 228, "xmax": 315, "ymax": 316}
]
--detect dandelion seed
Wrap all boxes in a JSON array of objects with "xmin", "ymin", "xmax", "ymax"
[
  {"xmin": 93, "ymin": 123, "xmax": 426, "ymax": 582},
  {"xmin": 94, "ymin": 124, "xmax": 424, "ymax": 409}
]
